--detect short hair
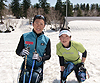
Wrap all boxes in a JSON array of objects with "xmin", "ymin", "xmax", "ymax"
[{"xmin": 60, "ymin": 27, "xmax": 71, "ymax": 32}]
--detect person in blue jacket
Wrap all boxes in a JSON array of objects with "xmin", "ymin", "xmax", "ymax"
[{"xmin": 16, "ymin": 15, "xmax": 51, "ymax": 83}]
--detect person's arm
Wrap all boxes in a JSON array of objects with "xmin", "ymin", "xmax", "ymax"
[
  {"xmin": 59, "ymin": 56, "xmax": 65, "ymax": 71},
  {"xmin": 81, "ymin": 50, "xmax": 87, "ymax": 63},
  {"xmin": 59, "ymin": 56, "xmax": 65, "ymax": 82},
  {"xmin": 42, "ymin": 39, "xmax": 51, "ymax": 61},
  {"xmin": 16, "ymin": 35, "xmax": 25, "ymax": 55}
]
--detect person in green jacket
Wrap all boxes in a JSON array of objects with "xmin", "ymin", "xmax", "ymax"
[{"xmin": 56, "ymin": 28, "xmax": 87, "ymax": 83}]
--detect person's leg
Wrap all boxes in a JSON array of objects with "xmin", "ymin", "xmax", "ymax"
[
  {"xmin": 74, "ymin": 63, "xmax": 86, "ymax": 83},
  {"xmin": 74, "ymin": 64, "xmax": 81, "ymax": 83},
  {"xmin": 61, "ymin": 62, "xmax": 74, "ymax": 82},
  {"xmin": 19, "ymin": 61, "xmax": 25, "ymax": 83},
  {"xmin": 19, "ymin": 61, "xmax": 32, "ymax": 83},
  {"xmin": 31, "ymin": 67, "xmax": 43, "ymax": 83}
]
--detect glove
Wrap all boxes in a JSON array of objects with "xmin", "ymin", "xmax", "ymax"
[
  {"xmin": 80, "ymin": 62, "xmax": 84, "ymax": 67},
  {"xmin": 20, "ymin": 47, "xmax": 29, "ymax": 57},
  {"xmin": 77, "ymin": 62, "xmax": 84, "ymax": 68},
  {"xmin": 32, "ymin": 53, "xmax": 42, "ymax": 62}
]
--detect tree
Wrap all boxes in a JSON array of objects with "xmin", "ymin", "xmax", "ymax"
[
  {"xmin": 19, "ymin": 4, "xmax": 24, "ymax": 17},
  {"xmin": 98, "ymin": 5, "xmax": 100, "ymax": 16},
  {"xmin": 86, "ymin": 3, "xmax": 89, "ymax": 11},
  {"xmin": 33, "ymin": 3, "xmax": 40, "ymax": 15},
  {"xmin": 62, "ymin": 2, "xmax": 66, "ymax": 16},
  {"xmin": 22, "ymin": 0, "xmax": 31, "ymax": 18},
  {"xmin": 96, "ymin": 4, "xmax": 99, "ymax": 12},
  {"xmin": 55, "ymin": 0, "xmax": 62, "ymax": 13},
  {"xmin": 0, "ymin": 0, "xmax": 7, "ymax": 23},
  {"xmin": 67, "ymin": 0, "xmax": 73, "ymax": 16},
  {"xmin": 48, "ymin": 7, "xmax": 64, "ymax": 31},
  {"xmin": 77, "ymin": 8, "xmax": 82, "ymax": 16},
  {"xmin": 11, "ymin": 0, "xmax": 20, "ymax": 18},
  {"xmin": 91, "ymin": 4, "xmax": 95, "ymax": 11},
  {"xmin": 74, "ymin": 3, "xmax": 79, "ymax": 10},
  {"xmin": 55, "ymin": 0, "xmax": 65, "ymax": 21},
  {"xmin": 27, "ymin": 6, "xmax": 44, "ymax": 24},
  {"xmin": 34, "ymin": 3, "xmax": 40, "ymax": 9},
  {"xmin": 84, "ymin": 3, "xmax": 90, "ymax": 16},
  {"xmin": 80, "ymin": 3, "xmax": 85, "ymax": 10},
  {"xmin": 39, "ymin": 0, "xmax": 50, "ymax": 14}
]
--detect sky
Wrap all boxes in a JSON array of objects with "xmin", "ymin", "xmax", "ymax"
[{"xmin": 5, "ymin": 0, "xmax": 100, "ymax": 7}]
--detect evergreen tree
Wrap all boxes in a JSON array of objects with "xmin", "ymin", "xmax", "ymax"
[
  {"xmin": 74, "ymin": 3, "xmax": 79, "ymax": 10},
  {"xmin": 55, "ymin": 0, "xmax": 62, "ymax": 13},
  {"xmin": 39, "ymin": 0, "xmax": 50, "ymax": 14},
  {"xmin": 77, "ymin": 8, "xmax": 82, "ymax": 16},
  {"xmin": 34, "ymin": 3, "xmax": 40, "ymax": 9},
  {"xmin": 67, "ymin": 0, "xmax": 73, "ymax": 16},
  {"xmin": 91, "ymin": 4, "xmax": 95, "ymax": 11},
  {"xmin": 62, "ymin": 2, "xmax": 66, "ymax": 16},
  {"xmin": 86, "ymin": 3, "xmax": 89, "ymax": 11},
  {"xmin": 96, "ymin": 4, "xmax": 99, "ymax": 12},
  {"xmin": 11, "ymin": 0, "xmax": 20, "ymax": 18},
  {"xmin": 98, "ymin": 6, "xmax": 100, "ymax": 16},
  {"xmin": 0, "ymin": 0, "xmax": 7, "ymax": 23},
  {"xmin": 22, "ymin": 0, "xmax": 31, "ymax": 18},
  {"xmin": 80, "ymin": 3, "xmax": 85, "ymax": 10},
  {"xmin": 19, "ymin": 4, "xmax": 24, "ymax": 17}
]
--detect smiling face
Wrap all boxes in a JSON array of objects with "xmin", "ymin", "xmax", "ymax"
[
  {"xmin": 33, "ymin": 19, "xmax": 45, "ymax": 34},
  {"xmin": 59, "ymin": 34, "xmax": 71, "ymax": 47}
]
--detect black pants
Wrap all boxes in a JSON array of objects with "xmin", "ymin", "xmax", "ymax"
[
  {"xmin": 74, "ymin": 64, "xmax": 81, "ymax": 82},
  {"xmin": 19, "ymin": 61, "xmax": 43, "ymax": 83}
]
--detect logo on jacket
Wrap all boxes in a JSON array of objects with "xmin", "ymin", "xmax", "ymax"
[
  {"xmin": 63, "ymin": 52, "xmax": 74, "ymax": 55},
  {"xmin": 41, "ymin": 43, "xmax": 44, "ymax": 46},
  {"xmin": 25, "ymin": 41, "xmax": 33, "ymax": 45}
]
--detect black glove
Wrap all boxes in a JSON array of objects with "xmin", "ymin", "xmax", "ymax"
[
  {"xmin": 77, "ymin": 62, "xmax": 84, "ymax": 68},
  {"xmin": 80, "ymin": 62, "xmax": 84, "ymax": 67},
  {"xmin": 79, "ymin": 62, "xmax": 86, "ymax": 71},
  {"xmin": 20, "ymin": 47, "xmax": 29, "ymax": 57},
  {"xmin": 32, "ymin": 53, "xmax": 42, "ymax": 62}
]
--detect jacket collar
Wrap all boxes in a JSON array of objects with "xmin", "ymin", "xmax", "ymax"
[{"xmin": 32, "ymin": 29, "xmax": 44, "ymax": 38}]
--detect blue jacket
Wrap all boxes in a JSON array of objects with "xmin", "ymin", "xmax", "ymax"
[{"xmin": 23, "ymin": 31, "xmax": 49, "ymax": 67}]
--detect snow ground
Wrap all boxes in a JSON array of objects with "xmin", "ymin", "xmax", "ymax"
[{"xmin": 0, "ymin": 18, "xmax": 100, "ymax": 83}]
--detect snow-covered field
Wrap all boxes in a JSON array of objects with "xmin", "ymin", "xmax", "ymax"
[{"xmin": 0, "ymin": 18, "xmax": 100, "ymax": 83}]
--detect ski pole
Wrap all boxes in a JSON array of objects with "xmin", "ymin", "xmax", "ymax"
[
  {"xmin": 23, "ymin": 45, "xmax": 28, "ymax": 83},
  {"xmin": 23, "ymin": 41, "xmax": 33, "ymax": 83},
  {"xmin": 28, "ymin": 60, "xmax": 35, "ymax": 83}
]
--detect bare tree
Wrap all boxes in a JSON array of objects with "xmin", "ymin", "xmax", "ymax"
[
  {"xmin": 47, "ymin": 7, "xmax": 64, "ymax": 31},
  {"xmin": 27, "ymin": 6, "xmax": 44, "ymax": 24}
]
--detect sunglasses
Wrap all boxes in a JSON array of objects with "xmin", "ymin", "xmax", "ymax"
[{"xmin": 35, "ymin": 15, "xmax": 45, "ymax": 20}]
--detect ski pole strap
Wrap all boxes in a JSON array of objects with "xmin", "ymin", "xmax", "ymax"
[{"xmin": 23, "ymin": 45, "xmax": 29, "ymax": 83}]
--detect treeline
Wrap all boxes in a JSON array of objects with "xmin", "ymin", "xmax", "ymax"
[{"xmin": 1, "ymin": 0, "xmax": 100, "ymax": 24}]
